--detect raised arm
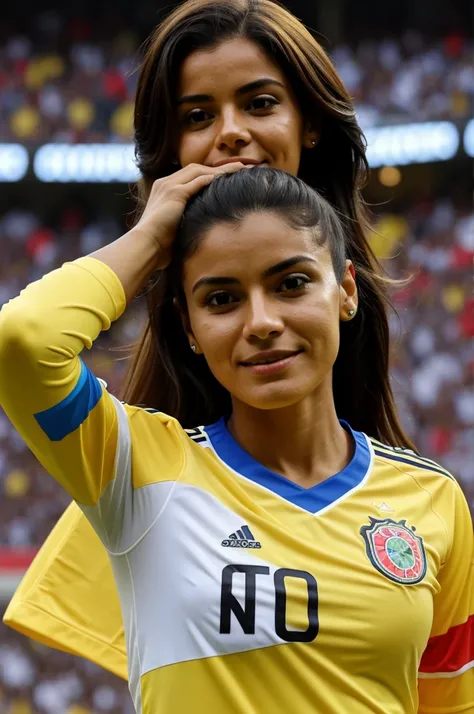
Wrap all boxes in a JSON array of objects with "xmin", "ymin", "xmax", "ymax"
[
  {"xmin": 0, "ymin": 163, "xmax": 244, "ymax": 506},
  {"xmin": 0, "ymin": 256, "xmax": 127, "ymax": 505}
]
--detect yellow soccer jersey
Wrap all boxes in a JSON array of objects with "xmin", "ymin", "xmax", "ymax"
[{"xmin": 0, "ymin": 257, "xmax": 473, "ymax": 714}]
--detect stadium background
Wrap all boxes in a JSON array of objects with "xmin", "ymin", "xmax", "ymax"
[{"xmin": 0, "ymin": 0, "xmax": 473, "ymax": 710}]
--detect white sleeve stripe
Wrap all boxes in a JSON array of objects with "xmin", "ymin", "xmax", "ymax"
[
  {"xmin": 418, "ymin": 659, "xmax": 474, "ymax": 679},
  {"xmin": 111, "ymin": 395, "xmax": 132, "ymax": 492},
  {"xmin": 80, "ymin": 394, "xmax": 132, "ymax": 551},
  {"xmin": 81, "ymin": 396, "xmax": 180, "ymax": 555},
  {"xmin": 125, "ymin": 553, "xmax": 143, "ymax": 714}
]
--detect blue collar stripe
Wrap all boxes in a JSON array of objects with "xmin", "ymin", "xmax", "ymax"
[{"xmin": 205, "ymin": 418, "xmax": 370, "ymax": 514}]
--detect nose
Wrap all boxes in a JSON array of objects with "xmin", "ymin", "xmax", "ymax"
[
  {"xmin": 242, "ymin": 292, "xmax": 284, "ymax": 342},
  {"xmin": 215, "ymin": 106, "xmax": 251, "ymax": 151}
]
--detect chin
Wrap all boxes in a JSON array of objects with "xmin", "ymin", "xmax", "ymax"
[{"xmin": 238, "ymin": 383, "xmax": 311, "ymax": 411}]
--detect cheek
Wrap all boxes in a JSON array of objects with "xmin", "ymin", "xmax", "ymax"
[
  {"xmin": 318, "ymin": 317, "xmax": 341, "ymax": 358},
  {"xmin": 261, "ymin": 114, "xmax": 303, "ymax": 170},
  {"xmin": 299, "ymin": 298, "xmax": 341, "ymax": 356},
  {"xmin": 178, "ymin": 131, "xmax": 211, "ymax": 165},
  {"xmin": 192, "ymin": 313, "xmax": 237, "ymax": 365}
]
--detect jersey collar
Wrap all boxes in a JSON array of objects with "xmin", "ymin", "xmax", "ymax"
[{"xmin": 205, "ymin": 417, "xmax": 372, "ymax": 515}]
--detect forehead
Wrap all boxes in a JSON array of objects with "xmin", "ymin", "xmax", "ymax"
[
  {"xmin": 183, "ymin": 212, "xmax": 331, "ymax": 281},
  {"xmin": 178, "ymin": 37, "xmax": 289, "ymax": 94}
]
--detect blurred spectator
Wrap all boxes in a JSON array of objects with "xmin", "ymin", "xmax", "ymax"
[
  {"xmin": 371, "ymin": 199, "xmax": 474, "ymax": 491},
  {"xmin": 333, "ymin": 31, "xmax": 474, "ymax": 128},
  {"xmin": 0, "ymin": 11, "xmax": 140, "ymax": 144}
]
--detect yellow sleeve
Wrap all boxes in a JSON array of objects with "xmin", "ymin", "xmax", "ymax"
[
  {"xmin": 3, "ymin": 501, "xmax": 128, "ymax": 681},
  {"xmin": 0, "ymin": 257, "xmax": 126, "ymax": 507},
  {"xmin": 418, "ymin": 479, "xmax": 474, "ymax": 713}
]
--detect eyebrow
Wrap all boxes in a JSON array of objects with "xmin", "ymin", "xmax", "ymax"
[
  {"xmin": 177, "ymin": 78, "xmax": 286, "ymax": 106},
  {"xmin": 191, "ymin": 256, "xmax": 317, "ymax": 294}
]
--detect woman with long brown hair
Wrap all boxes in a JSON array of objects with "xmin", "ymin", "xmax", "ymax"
[{"xmin": 0, "ymin": 0, "xmax": 472, "ymax": 712}]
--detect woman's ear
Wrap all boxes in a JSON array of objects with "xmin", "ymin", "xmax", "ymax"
[
  {"xmin": 173, "ymin": 297, "xmax": 202, "ymax": 353},
  {"xmin": 303, "ymin": 118, "xmax": 321, "ymax": 149},
  {"xmin": 339, "ymin": 261, "xmax": 358, "ymax": 321}
]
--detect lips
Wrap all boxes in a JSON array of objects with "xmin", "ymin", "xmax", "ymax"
[
  {"xmin": 239, "ymin": 351, "xmax": 302, "ymax": 377},
  {"xmin": 212, "ymin": 158, "xmax": 266, "ymax": 168},
  {"xmin": 239, "ymin": 350, "xmax": 301, "ymax": 366}
]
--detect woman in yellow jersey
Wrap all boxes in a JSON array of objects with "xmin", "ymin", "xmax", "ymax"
[
  {"xmin": 1, "ymin": 165, "xmax": 473, "ymax": 714},
  {"xmin": 0, "ymin": 0, "xmax": 472, "ymax": 712}
]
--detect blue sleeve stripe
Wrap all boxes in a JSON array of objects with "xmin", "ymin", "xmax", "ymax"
[{"xmin": 34, "ymin": 359, "xmax": 103, "ymax": 441}]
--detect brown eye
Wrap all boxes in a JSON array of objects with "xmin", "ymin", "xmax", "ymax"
[
  {"xmin": 185, "ymin": 109, "xmax": 212, "ymax": 125},
  {"xmin": 279, "ymin": 275, "xmax": 310, "ymax": 292},
  {"xmin": 248, "ymin": 95, "xmax": 278, "ymax": 111},
  {"xmin": 206, "ymin": 291, "xmax": 238, "ymax": 307}
]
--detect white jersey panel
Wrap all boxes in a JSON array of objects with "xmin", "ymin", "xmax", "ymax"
[
  {"xmin": 81, "ymin": 397, "xmax": 179, "ymax": 554},
  {"xmin": 122, "ymin": 482, "xmax": 294, "ymax": 677}
]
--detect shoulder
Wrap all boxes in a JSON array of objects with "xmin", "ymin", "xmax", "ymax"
[
  {"xmin": 367, "ymin": 436, "xmax": 471, "ymax": 538},
  {"xmin": 117, "ymin": 408, "xmax": 213, "ymax": 487},
  {"xmin": 368, "ymin": 436, "xmax": 455, "ymax": 482},
  {"xmin": 124, "ymin": 404, "xmax": 179, "ymax": 426},
  {"xmin": 123, "ymin": 405, "xmax": 210, "ymax": 446}
]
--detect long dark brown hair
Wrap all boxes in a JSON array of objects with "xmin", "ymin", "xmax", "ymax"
[{"xmin": 122, "ymin": 0, "xmax": 416, "ymax": 449}]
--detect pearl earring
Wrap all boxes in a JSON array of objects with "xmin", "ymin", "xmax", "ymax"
[{"xmin": 311, "ymin": 140, "xmax": 317, "ymax": 146}]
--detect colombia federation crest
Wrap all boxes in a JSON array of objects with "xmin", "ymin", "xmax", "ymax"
[{"xmin": 360, "ymin": 518, "xmax": 427, "ymax": 585}]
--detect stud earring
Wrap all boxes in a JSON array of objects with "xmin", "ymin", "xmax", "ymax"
[
  {"xmin": 348, "ymin": 309, "xmax": 355, "ymax": 317},
  {"xmin": 190, "ymin": 344, "xmax": 197, "ymax": 352},
  {"xmin": 311, "ymin": 140, "xmax": 317, "ymax": 146}
]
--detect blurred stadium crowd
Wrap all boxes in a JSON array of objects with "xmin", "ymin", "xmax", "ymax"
[
  {"xmin": 0, "ymin": 8, "xmax": 473, "ymax": 714},
  {"xmin": 0, "ymin": 11, "xmax": 473, "ymax": 142}
]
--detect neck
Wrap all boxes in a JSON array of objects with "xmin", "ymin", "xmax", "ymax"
[{"xmin": 227, "ymin": 381, "xmax": 354, "ymax": 488}]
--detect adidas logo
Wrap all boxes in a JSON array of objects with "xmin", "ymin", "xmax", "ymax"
[{"xmin": 222, "ymin": 525, "xmax": 261, "ymax": 549}]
